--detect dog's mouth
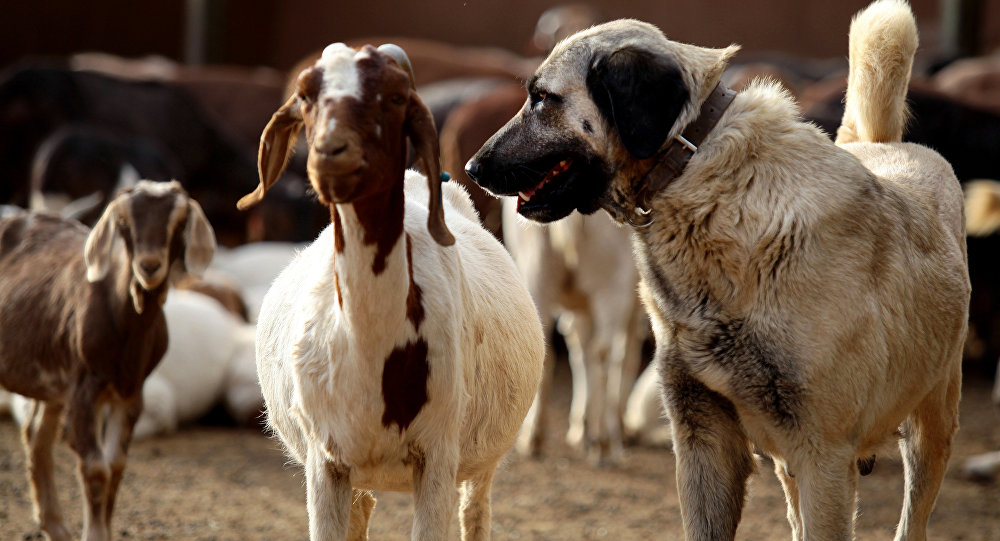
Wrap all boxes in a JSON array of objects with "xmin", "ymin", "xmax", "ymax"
[
  {"xmin": 516, "ymin": 158, "xmax": 575, "ymax": 212},
  {"xmin": 512, "ymin": 153, "xmax": 614, "ymax": 223}
]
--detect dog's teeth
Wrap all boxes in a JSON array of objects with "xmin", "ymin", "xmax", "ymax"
[{"xmin": 518, "ymin": 191, "xmax": 531, "ymax": 201}]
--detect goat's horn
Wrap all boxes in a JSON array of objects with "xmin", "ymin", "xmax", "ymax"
[{"xmin": 378, "ymin": 44, "xmax": 416, "ymax": 89}]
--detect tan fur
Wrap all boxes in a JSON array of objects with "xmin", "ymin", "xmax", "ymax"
[
  {"xmin": 837, "ymin": 0, "xmax": 917, "ymax": 144},
  {"xmin": 964, "ymin": 179, "xmax": 1000, "ymax": 236},
  {"xmin": 471, "ymin": 2, "xmax": 968, "ymax": 540}
]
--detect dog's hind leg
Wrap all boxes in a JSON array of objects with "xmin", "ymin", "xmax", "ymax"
[
  {"xmin": 774, "ymin": 459, "xmax": 803, "ymax": 541},
  {"xmin": 795, "ymin": 446, "xmax": 858, "ymax": 541},
  {"xmin": 663, "ymin": 368, "xmax": 754, "ymax": 541},
  {"xmin": 895, "ymin": 362, "xmax": 961, "ymax": 541}
]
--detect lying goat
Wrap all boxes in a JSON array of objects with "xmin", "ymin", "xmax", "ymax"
[
  {"xmin": 133, "ymin": 288, "xmax": 260, "ymax": 439},
  {"xmin": 237, "ymin": 44, "xmax": 544, "ymax": 539},
  {"xmin": 0, "ymin": 181, "xmax": 215, "ymax": 541}
]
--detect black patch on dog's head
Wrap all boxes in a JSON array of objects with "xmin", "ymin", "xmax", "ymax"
[{"xmin": 587, "ymin": 47, "xmax": 689, "ymax": 159}]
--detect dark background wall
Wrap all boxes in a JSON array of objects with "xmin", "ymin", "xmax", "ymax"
[{"xmin": 2, "ymin": 1, "xmax": 999, "ymax": 71}]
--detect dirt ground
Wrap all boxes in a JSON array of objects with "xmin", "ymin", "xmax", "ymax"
[{"xmin": 1, "ymin": 361, "xmax": 998, "ymax": 541}]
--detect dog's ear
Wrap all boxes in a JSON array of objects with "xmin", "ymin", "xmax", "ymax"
[{"xmin": 587, "ymin": 47, "xmax": 689, "ymax": 159}]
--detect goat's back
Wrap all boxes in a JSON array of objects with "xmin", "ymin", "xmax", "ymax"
[{"xmin": 0, "ymin": 213, "xmax": 90, "ymax": 398}]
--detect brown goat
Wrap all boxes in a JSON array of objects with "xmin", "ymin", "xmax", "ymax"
[{"xmin": 0, "ymin": 180, "xmax": 215, "ymax": 541}]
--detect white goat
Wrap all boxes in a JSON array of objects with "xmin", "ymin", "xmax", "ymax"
[
  {"xmin": 133, "ymin": 289, "xmax": 261, "ymax": 439},
  {"xmin": 209, "ymin": 241, "xmax": 303, "ymax": 321},
  {"xmin": 623, "ymin": 361, "xmax": 672, "ymax": 447},
  {"xmin": 503, "ymin": 199, "xmax": 646, "ymax": 463},
  {"xmin": 236, "ymin": 43, "xmax": 544, "ymax": 540}
]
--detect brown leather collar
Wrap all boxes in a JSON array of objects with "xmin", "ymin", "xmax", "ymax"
[{"xmin": 629, "ymin": 82, "xmax": 737, "ymax": 226}]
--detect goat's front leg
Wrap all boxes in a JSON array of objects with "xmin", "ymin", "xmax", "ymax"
[
  {"xmin": 561, "ymin": 310, "xmax": 593, "ymax": 451},
  {"xmin": 21, "ymin": 400, "xmax": 73, "ymax": 541},
  {"xmin": 101, "ymin": 399, "xmax": 142, "ymax": 527},
  {"xmin": 411, "ymin": 441, "xmax": 459, "ymax": 541},
  {"xmin": 65, "ymin": 381, "xmax": 123, "ymax": 541},
  {"xmin": 305, "ymin": 446, "xmax": 353, "ymax": 540},
  {"xmin": 662, "ymin": 367, "xmax": 754, "ymax": 541}
]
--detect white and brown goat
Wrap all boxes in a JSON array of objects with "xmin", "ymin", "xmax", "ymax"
[
  {"xmin": 237, "ymin": 44, "xmax": 544, "ymax": 540},
  {"xmin": 0, "ymin": 180, "xmax": 215, "ymax": 541}
]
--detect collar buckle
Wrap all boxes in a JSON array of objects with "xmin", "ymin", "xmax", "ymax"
[{"xmin": 674, "ymin": 134, "xmax": 698, "ymax": 153}]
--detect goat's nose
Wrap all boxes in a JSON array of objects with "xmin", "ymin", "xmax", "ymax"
[
  {"xmin": 323, "ymin": 142, "xmax": 349, "ymax": 156},
  {"xmin": 464, "ymin": 159, "xmax": 482, "ymax": 182},
  {"xmin": 316, "ymin": 132, "xmax": 355, "ymax": 157},
  {"xmin": 139, "ymin": 259, "xmax": 161, "ymax": 275}
]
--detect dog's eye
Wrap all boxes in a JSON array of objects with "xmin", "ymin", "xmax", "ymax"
[{"xmin": 531, "ymin": 90, "xmax": 554, "ymax": 108}]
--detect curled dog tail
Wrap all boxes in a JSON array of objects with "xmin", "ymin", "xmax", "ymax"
[{"xmin": 836, "ymin": 0, "xmax": 918, "ymax": 144}]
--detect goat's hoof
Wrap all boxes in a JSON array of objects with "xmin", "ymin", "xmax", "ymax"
[
  {"xmin": 586, "ymin": 440, "xmax": 623, "ymax": 469},
  {"xmin": 514, "ymin": 435, "xmax": 544, "ymax": 458},
  {"xmin": 39, "ymin": 522, "xmax": 72, "ymax": 541}
]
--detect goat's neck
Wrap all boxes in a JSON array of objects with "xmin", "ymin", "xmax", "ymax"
[{"xmin": 328, "ymin": 184, "xmax": 416, "ymax": 335}]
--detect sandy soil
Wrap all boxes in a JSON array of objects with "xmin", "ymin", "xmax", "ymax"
[{"xmin": 1, "ymin": 361, "xmax": 998, "ymax": 541}]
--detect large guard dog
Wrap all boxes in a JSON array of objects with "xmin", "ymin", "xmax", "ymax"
[{"xmin": 466, "ymin": 1, "xmax": 969, "ymax": 539}]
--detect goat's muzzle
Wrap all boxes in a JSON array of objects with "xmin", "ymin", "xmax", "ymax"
[
  {"xmin": 133, "ymin": 254, "xmax": 169, "ymax": 290},
  {"xmin": 307, "ymin": 133, "xmax": 367, "ymax": 203}
]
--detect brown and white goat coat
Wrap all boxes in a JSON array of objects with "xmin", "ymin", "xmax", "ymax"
[
  {"xmin": 0, "ymin": 181, "xmax": 215, "ymax": 541},
  {"xmin": 242, "ymin": 43, "xmax": 544, "ymax": 540}
]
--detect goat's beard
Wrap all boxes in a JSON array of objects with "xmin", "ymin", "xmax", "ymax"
[{"xmin": 128, "ymin": 277, "xmax": 168, "ymax": 314}]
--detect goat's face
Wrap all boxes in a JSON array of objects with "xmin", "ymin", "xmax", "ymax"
[
  {"xmin": 299, "ymin": 44, "xmax": 413, "ymax": 203},
  {"xmin": 238, "ymin": 43, "xmax": 455, "ymax": 246},
  {"xmin": 85, "ymin": 181, "xmax": 216, "ymax": 311}
]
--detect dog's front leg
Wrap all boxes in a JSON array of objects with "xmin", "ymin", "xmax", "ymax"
[{"xmin": 662, "ymin": 366, "xmax": 754, "ymax": 541}]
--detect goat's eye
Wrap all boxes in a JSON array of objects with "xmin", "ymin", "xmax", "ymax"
[{"xmin": 389, "ymin": 94, "xmax": 406, "ymax": 106}]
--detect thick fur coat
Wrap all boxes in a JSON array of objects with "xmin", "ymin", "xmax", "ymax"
[{"xmin": 467, "ymin": 1, "xmax": 969, "ymax": 539}]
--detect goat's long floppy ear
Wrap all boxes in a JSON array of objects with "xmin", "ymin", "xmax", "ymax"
[
  {"xmin": 237, "ymin": 94, "xmax": 303, "ymax": 210},
  {"xmin": 586, "ymin": 47, "xmax": 690, "ymax": 159},
  {"xmin": 382, "ymin": 43, "xmax": 454, "ymax": 246},
  {"xmin": 183, "ymin": 198, "xmax": 216, "ymax": 277},
  {"xmin": 84, "ymin": 200, "xmax": 119, "ymax": 282},
  {"xmin": 407, "ymin": 91, "xmax": 454, "ymax": 246}
]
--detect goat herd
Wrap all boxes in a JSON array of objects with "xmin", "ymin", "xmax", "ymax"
[{"xmin": 2, "ymin": 1, "xmax": 1000, "ymax": 540}]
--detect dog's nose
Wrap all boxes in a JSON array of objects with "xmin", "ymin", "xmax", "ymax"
[{"xmin": 464, "ymin": 159, "xmax": 482, "ymax": 182}]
